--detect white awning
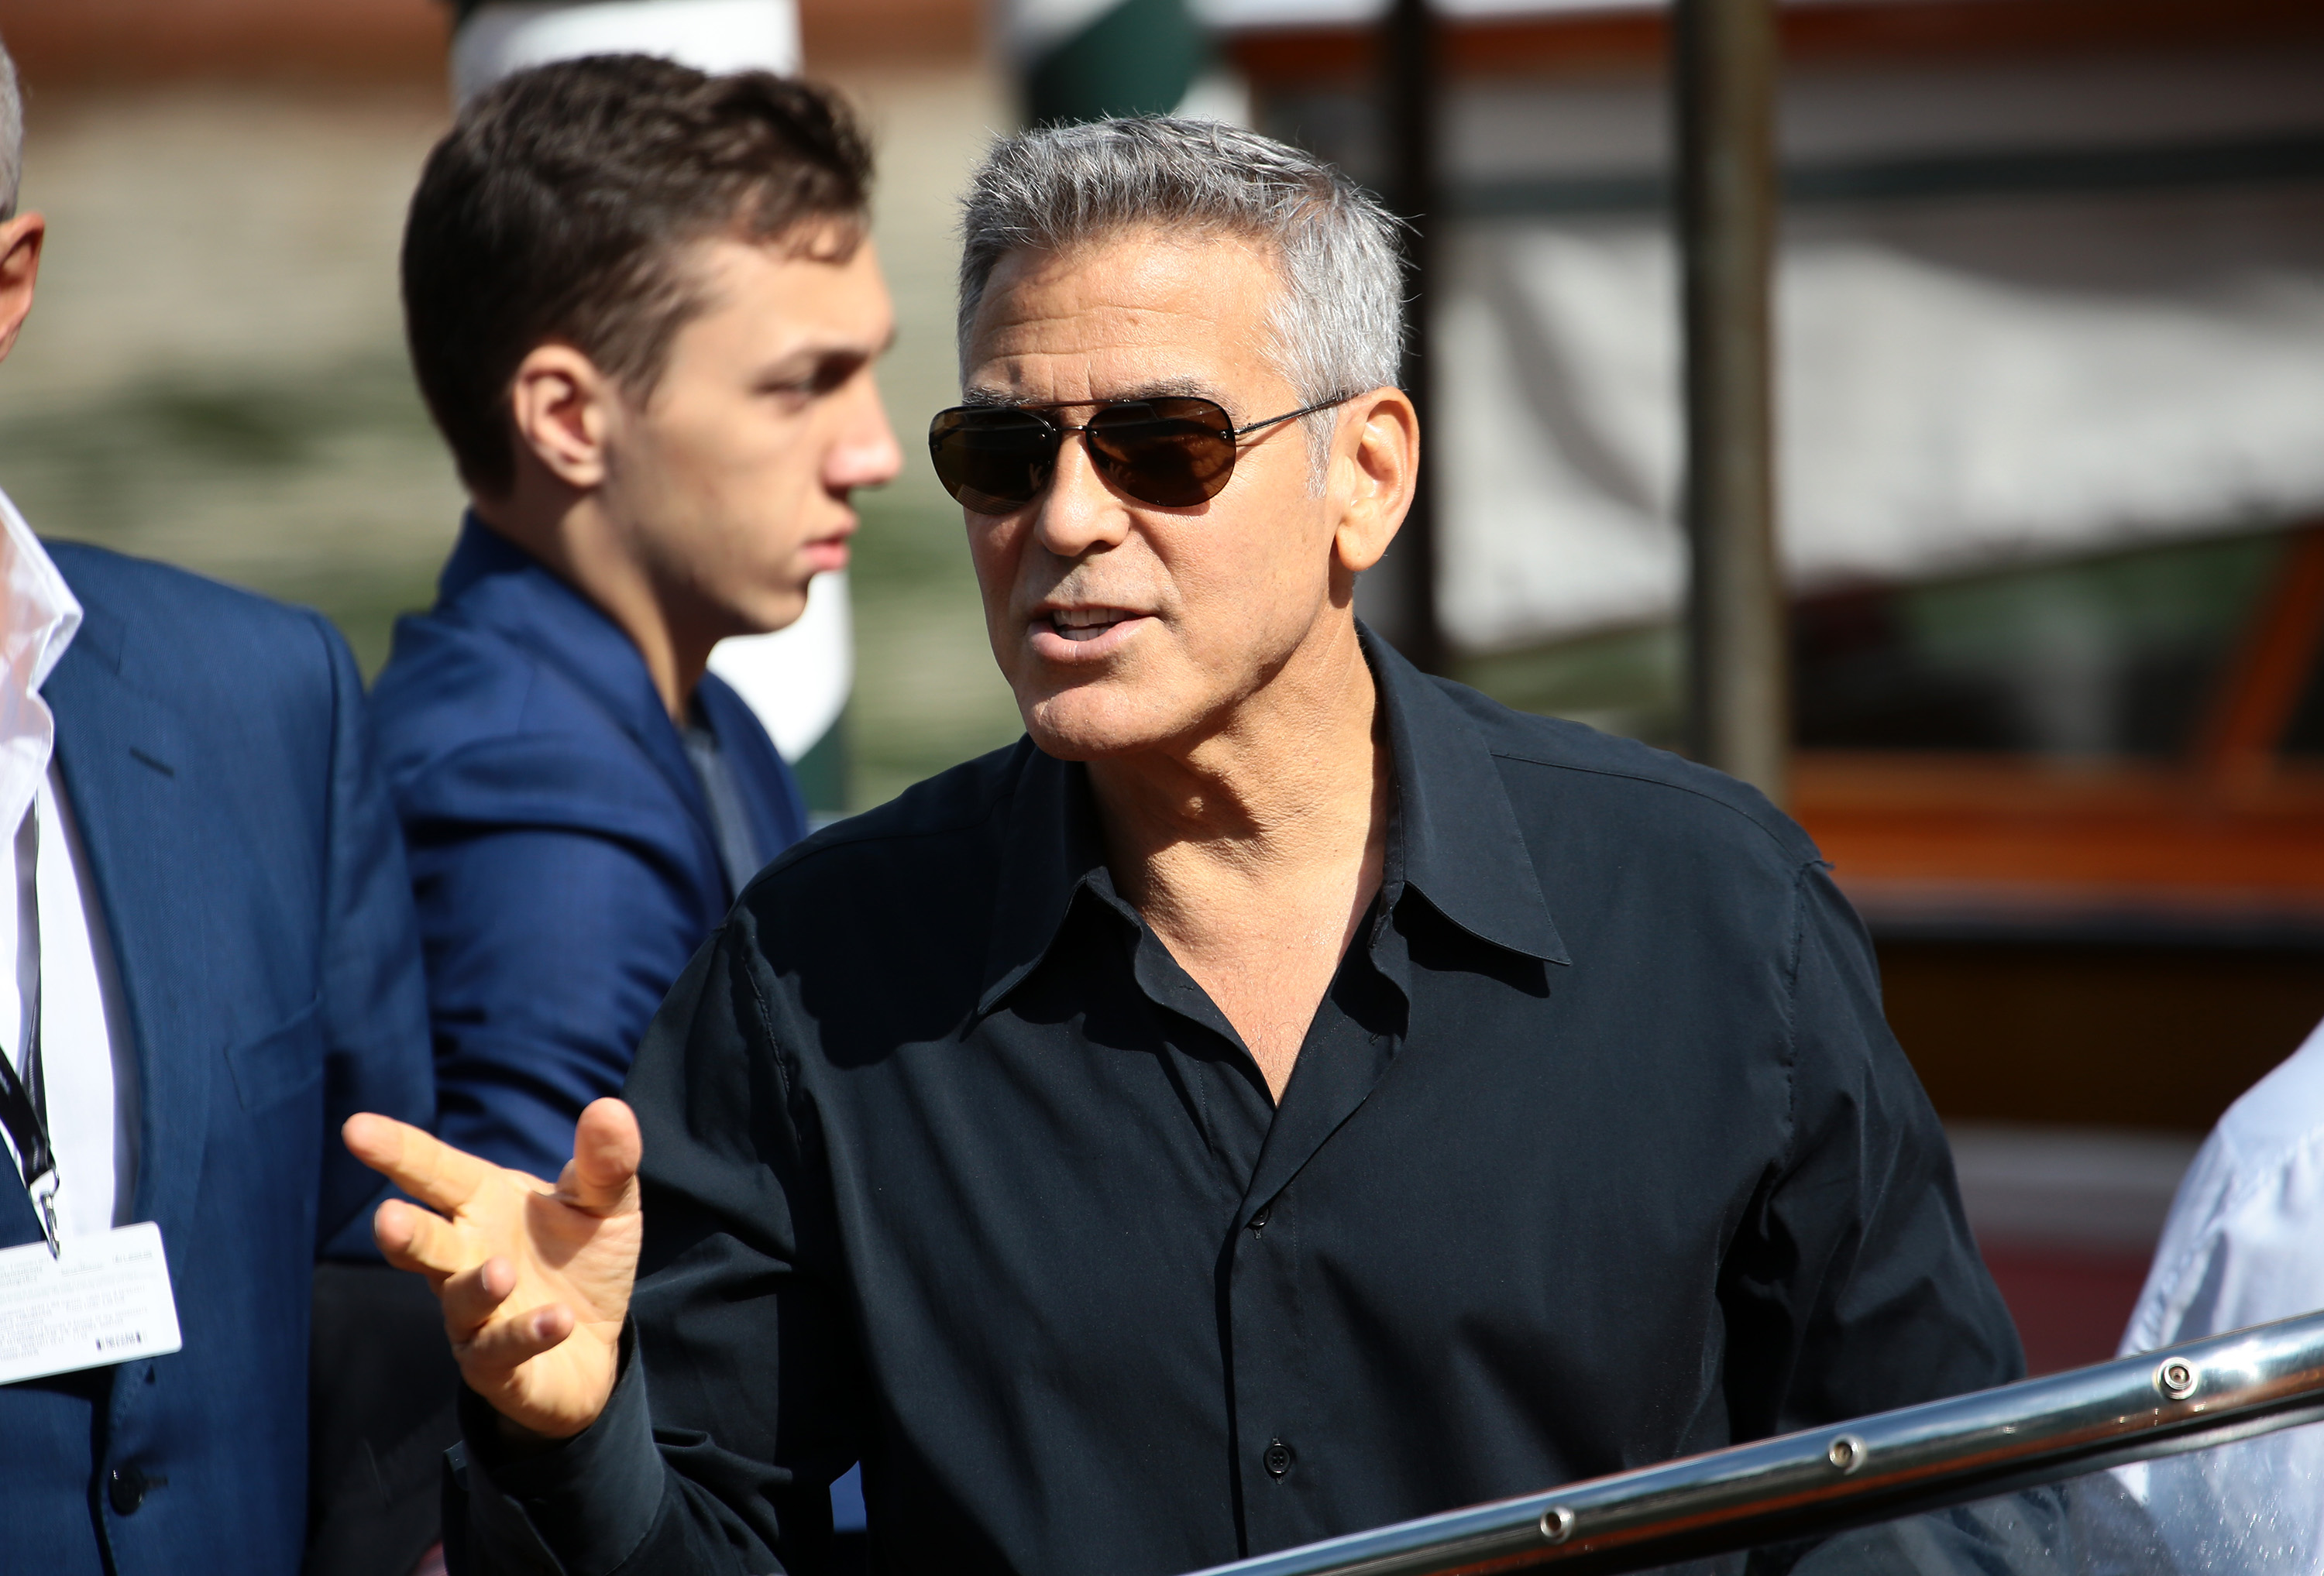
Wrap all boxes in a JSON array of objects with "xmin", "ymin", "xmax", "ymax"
[
  {"xmin": 1437, "ymin": 197, "xmax": 2324, "ymax": 651},
  {"xmin": 1211, "ymin": 34, "xmax": 2324, "ymax": 655}
]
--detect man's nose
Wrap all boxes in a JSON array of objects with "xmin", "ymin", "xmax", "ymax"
[
  {"xmin": 1030, "ymin": 431, "xmax": 1132, "ymax": 558},
  {"xmin": 827, "ymin": 378, "xmax": 903, "ymax": 493}
]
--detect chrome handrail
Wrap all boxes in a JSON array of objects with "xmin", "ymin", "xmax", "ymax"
[{"xmin": 1183, "ymin": 1308, "xmax": 2324, "ymax": 1576}]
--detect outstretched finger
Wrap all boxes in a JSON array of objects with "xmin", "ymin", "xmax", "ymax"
[
  {"xmin": 345, "ymin": 1114, "xmax": 497, "ymax": 1216},
  {"xmin": 373, "ymin": 1197, "xmax": 473, "ymax": 1280},
  {"xmin": 440, "ymin": 1256, "xmax": 521, "ymax": 1343},
  {"xmin": 556, "ymin": 1099, "xmax": 643, "ymax": 1216},
  {"xmin": 459, "ymin": 1302, "xmax": 576, "ymax": 1382}
]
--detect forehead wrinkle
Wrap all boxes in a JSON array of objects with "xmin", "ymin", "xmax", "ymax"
[
  {"xmin": 972, "ymin": 302, "xmax": 1224, "ymax": 366},
  {"xmin": 961, "ymin": 374, "xmax": 1214, "ymax": 410},
  {"xmin": 964, "ymin": 237, "xmax": 1291, "ymax": 415},
  {"xmin": 975, "ymin": 253, "xmax": 1239, "ymax": 328}
]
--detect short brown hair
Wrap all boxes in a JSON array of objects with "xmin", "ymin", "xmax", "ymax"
[{"xmin": 402, "ymin": 55, "xmax": 871, "ymax": 496}]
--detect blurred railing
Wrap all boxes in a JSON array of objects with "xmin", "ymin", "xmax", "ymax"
[{"xmin": 1181, "ymin": 1308, "xmax": 2324, "ymax": 1576}]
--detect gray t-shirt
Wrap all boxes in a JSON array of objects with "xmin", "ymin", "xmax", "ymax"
[{"xmin": 681, "ymin": 712, "xmax": 765, "ymax": 901}]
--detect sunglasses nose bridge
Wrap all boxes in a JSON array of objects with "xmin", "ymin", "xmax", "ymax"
[
  {"xmin": 1026, "ymin": 431, "xmax": 1143, "ymax": 556},
  {"xmin": 1045, "ymin": 422, "xmax": 1127, "ymax": 508}
]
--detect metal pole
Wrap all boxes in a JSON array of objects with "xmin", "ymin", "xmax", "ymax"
[
  {"xmin": 1674, "ymin": 0, "xmax": 1786, "ymax": 802},
  {"xmin": 1380, "ymin": 0, "xmax": 1446, "ymax": 675},
  {"xmin": 1178, "ymin": 1307, "xmax": 2324, "ymax": 1576}
]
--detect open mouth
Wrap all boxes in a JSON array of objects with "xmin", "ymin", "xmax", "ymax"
[{"xmin": 1048, "ymin": 607, "xmax": 1138, "ymax": 643}]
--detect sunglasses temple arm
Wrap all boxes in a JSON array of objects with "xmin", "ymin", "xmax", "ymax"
[{"xmin": 1233, "ymin": 393, "xmax": 1361, "ymax": 443}]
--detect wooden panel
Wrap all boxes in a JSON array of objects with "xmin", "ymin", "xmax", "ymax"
[
  {"xmin": 0, "ymin": 0, "xmax": 986, "ymax": 81},
  {"xmin": 1879, "ymin": 939, "xmax": 2324, "ymax": 1131},
  {"xmin": 1229, "ymin": 0, "xmax": 2324, "ymax": 88},
  {"xmin": 2198, "ymin": 525, "xmax": 2324, "ymax": 789},
  {"xmin": 1793, "ymin": 754, "xmax": 2324, "ymax": 915},
  {"xmin": 1783, "ymin": 0, "xmax": 2324, "ymax": 67},
  {"xmin": 802, "ymin": 0, "xmax": 983, "ymax": 66},
  {"xmin": 0, "ymin": 0, "xmax": 449, "ymax": 85}
]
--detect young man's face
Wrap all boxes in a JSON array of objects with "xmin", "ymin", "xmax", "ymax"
[{"xmin": 600, "ymin": 231, "xmax": 900, "ymax": 640}]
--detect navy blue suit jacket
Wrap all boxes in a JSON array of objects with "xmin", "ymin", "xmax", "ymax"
[
  {"xmin": 1, "ymin": 543, "xmax": 434, "ymax": 1576},
  {"xmin": 370, "ymin": 519, "xmax": 805, "ymax": 1183}
]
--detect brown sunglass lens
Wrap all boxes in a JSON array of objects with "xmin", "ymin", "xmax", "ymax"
[
  {"xmin": 929, "ymin": 407, "xmax": 1058, "ymax": 512},
  {"xmin": 1085, "ymin": 399, "xmax": 1237, "ymax": 507}
]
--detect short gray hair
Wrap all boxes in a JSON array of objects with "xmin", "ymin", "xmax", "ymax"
[
  {"xmin": 956, "ymin": 118, "xmax": 1406, "ymax": 472},
  {"xmin": 0, "ymin": 34, "xmax": 19, "ymax": 221}
]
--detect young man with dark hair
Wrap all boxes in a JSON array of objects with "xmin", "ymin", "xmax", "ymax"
[
  {"xmin": 373, "ymin": 54, "xmax": 900, "ymax": 1190},
  {"xmin": 309, "ymin": 56, "xmax": 897, "ymax": 1576}
]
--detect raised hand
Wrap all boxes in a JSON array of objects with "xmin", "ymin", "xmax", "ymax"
[{"xmin": 343, "ymin": 1098, "xmax": 646, "ymax": 1440}]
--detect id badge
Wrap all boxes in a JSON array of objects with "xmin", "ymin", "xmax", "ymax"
[{"xmin": 0, "ymin": 1221, "xmax": 184, "ymax": 1384}]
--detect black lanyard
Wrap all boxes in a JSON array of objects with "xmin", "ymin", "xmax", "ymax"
[
  {"xmin": 0, "ymin": 1013, "xmax": 55, "ymax": 1256},
  {"xmin": 0, "ymin": 801, "xmax": 58, "ymax": 1256}
]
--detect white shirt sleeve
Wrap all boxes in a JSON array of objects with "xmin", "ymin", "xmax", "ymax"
[
  {"xmin": 2114, "ymin": 1017, "xmax": 2324, "ymax": 1571},
  {"xmin": 2124, "ymin": 1018, "xmax": 2324, "ymax": 1355}
]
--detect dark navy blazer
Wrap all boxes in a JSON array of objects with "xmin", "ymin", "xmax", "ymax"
[
  {"xmin": 370, "ymin": 518, "xmax": 805, "ymax": 1183},
  {"xmin": 1, "ymin": 543, "xmax": 434, "ymax": 1576}
]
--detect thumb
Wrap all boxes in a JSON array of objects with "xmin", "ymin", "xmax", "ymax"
[{"xmin": 559, "ymin": 1098, "xmax": 642, "ymax": 1214}]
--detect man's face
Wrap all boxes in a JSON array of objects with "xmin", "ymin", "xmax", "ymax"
[
  {"xmin": 960, "ymin": 230, "xmax": 1359, "ymax": 761},
  {"xmin": 600, "ymin": 232, "xmax": 900, "ymax": 639}
]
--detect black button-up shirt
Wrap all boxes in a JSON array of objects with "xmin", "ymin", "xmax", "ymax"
[{"xmin": 461, "ymin": 630, "xmax": 2020, "ymax": 1576}]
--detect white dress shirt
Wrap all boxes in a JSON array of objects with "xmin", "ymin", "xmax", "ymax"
[
  {"xmin": 0, "ymin": 486, "xmax": 136, "ymax": 1241},
  {"xmin": 2116, "ymin": 1015, "xmax": 2324, "ymax": 1571}
]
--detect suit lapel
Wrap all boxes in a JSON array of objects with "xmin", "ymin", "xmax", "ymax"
[{"xmin": 43, "ymin": 612, "xmax": 210, "ymax": 1255}]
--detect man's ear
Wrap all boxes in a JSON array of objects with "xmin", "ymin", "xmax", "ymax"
[
  {"xmin": 1332, "ymin": 386, "xmax": 1420, "ymax": 575},
  {"xmin": 509, "ymin": 342, "xmax": 621, "ymax": 491},
  {"xmin": 0, "ymin": 212, "xmax": 49, "ymax": 366}
]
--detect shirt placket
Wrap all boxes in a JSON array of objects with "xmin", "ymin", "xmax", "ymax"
[
  {"xmin": 1222, "ymin": 901, "xmax": 1411, "ymax": 1556},
  {"xmin": 1102, "ymin": 857, "xmax": 1413, "ymax": 1557}
]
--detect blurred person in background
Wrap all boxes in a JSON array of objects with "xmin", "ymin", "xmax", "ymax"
[
  {"xmin": 372, "ymin": 53, "xmax": 896, "ymax": 1200},
  {"xmin": 2116, "ymin": 1012, "xmax": 2324, "ymax": 1565},
  {"xmin": 0, "ymin": 32, "xmax": 435, "ymax": 1576},
  {"xmin": 443, "ymin": 0, "xmax": 865, "ymax": 812},
  {"xmin": 348, "ymin": 55, "xmax": 896, "ymax": 1570},
  {"xmin": 349, "ymin": 118, "xmax": 2019, "ymax": 1576}
]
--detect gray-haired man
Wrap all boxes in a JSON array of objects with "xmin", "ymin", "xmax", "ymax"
[{"xmin": 352, "ymin": 118, "xmax": 2018, "ymax": 1575}]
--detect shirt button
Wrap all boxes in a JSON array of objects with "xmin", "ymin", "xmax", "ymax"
[
  {"xmin": 108, "ymin": 1468, "xmax": 150, "ymax": 1516},
  {"xmin": 1263, "ymin": 1439, "xmax": 1294, "ymax": 1478},
  {"xmin": 1249, "ymin": 1204, "xmax": 1271, "ymax": 1232}
]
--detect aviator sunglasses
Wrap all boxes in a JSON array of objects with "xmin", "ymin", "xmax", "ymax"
[{"xmin": 927, "ymin": 393, "xmax": 1353, "ymax": 513}]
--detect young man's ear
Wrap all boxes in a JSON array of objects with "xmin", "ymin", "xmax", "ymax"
[
  {"xmin": 508, "ymin": 343, "xmax": 619, "ymax": 490},
  {"xmin": 0, "ymin": 212, "xmax": 49, "ymax": 367}
]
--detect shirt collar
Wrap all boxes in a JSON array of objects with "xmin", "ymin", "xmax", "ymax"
[
  {"xmin": 977, "ymin": 622, "xmax": 1569, "ymax": 1015},
  {"xmin": 0, "ymin": 489, "xmax": 83, "ymax": 702},
  {"xmin": 0, "ymin": 489, "xmax": 83, "ymax": 846},
  {"xmin": 978, "ymin": 744, "xmax": 1118, "ymax": 1017},
  {"xmin": 1362, "ymin": 623, "xmax": 1569, "ymax": 967}
]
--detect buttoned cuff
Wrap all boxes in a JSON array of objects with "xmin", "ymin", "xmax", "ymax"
[{"xmin": 456, "ymin": 1327, "xmax": 664, "ymax": 1576}]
